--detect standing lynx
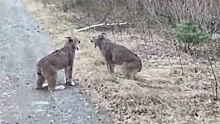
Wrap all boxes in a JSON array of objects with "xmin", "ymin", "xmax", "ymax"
[{"xmin": 36, "ymin": 37, "xmax": 80, "ymax": 92}]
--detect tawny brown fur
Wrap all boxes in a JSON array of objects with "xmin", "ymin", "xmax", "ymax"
[
  {"xmin": 91, "ymin": 34, "xmax": 142, "ymax": 79},
  {"xmin": 36, "ymin": 37, "xmax": 80, "ymax": 92}
]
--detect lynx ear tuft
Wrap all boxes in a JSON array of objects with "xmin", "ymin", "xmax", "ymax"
[{"xmin": 76, "ymin": 46, "xmax": 80, "ymax": 50}]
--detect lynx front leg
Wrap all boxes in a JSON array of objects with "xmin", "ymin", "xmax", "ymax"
[
  {"xmin": 106, "ymin": 61, "xmax": 115, "ymax": 79},
  {"xmin": 106, "ymin": 62, "xmax": 111, "ymax": 73},
  {"xmin": 65, "ymin": 66, "xmax": 75, "ymax": 86},
  {"xmin": 105, "ymin": 59, "xmax": 114, "ymax": 74},
  {"xmin": 109, "ymin": 63, "xmax": 115, "ymax": 74}
]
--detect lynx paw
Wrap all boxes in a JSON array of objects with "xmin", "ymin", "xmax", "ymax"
[
  {"xmin": 42, "ymin": 83, "xmax": 48, "ymax": 88},
  {"xmin": 66, "ymin": 80, "xmax": 76, "ymax": 86},
  {"xmin": 54, "ymin": 85, "xmax": 66, "ymax": 91},
  {"xmin": 70, "ymin": 81, "xmax": 76, "ymax": 86}
]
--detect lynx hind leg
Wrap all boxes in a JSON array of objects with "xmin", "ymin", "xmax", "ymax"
[
  {"xmin": 39, "ymin": 66, "xmax": 57, "ymax": 92},
  {"xmin": 128, "ymin": 62, "xmax": 140, "ymax": 80},
  {"xmin": 47, "ymin": 76, "xmax": 57, "ymax": 92},
  {"xmin": 122, "ymin": 62, "xmax": 138, "ymax": 80},
  {"xmin": 36, "ymin": 74, "xmax": 45, "ymax": 89},
  {"xmin": 42, "ymin": 68, "xmax": 57, "ymax": 92},
  {"xmin": 36, "ymin": 67, "xmax": 45, "ymax": 89},
  {"xmin": 121, "ymin": 62, "xmax": 131, "ymax": 79},
  {"xmin": 129, "ymin": 68, "xmax": 139, "ymax": 80}
]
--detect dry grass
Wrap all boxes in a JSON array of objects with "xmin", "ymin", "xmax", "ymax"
[{"xmin": 22, "ymin": 0, "xmax": 220, "ymax": 123}]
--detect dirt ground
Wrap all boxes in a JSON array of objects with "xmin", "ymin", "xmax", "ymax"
[{"xmin": 22, "ymin": 0, "xmax": 220, "ymax": 123}]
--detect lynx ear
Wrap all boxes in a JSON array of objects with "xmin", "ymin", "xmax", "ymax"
[
  {"xmin": 65, "ymin": 36, "xmax": 71, "ymax": 39},
  {"xmin": 65, "ymin": 37, "xmax": 73, "ymax": 42}
]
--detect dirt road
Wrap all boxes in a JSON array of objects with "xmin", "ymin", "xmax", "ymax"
[{"xmin": 0, "ymin": 0, "xmax": 110, "ymax": 124}]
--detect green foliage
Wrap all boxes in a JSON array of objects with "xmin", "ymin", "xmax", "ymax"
[
  {"xmin": 172, "ymin": 22, "xmax": 211, "ymax": 44},
  {"xmin": 61, "ymin": 0, "xmax": 68, "ymax": 12}
]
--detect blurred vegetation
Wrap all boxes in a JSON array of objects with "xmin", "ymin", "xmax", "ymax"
[
  {"xmin": 172, "ymin": 22, "xmax": 211, "ymax": 52},
  {"xmin": 172, "ymin": 22, "xmax": 211, "ymax": 44},
  {"xmin": 36, "ymin": 0, "xmax": 220, "ymax": 30}
]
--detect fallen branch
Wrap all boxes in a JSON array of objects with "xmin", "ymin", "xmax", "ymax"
[{"xmin": 74, "ymin": 22, "xmax": 131, "ymax": 32}]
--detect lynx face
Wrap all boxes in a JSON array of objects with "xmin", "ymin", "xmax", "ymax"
[
  {"xmin": 65, "ymin": 37, "xmax": 80, "ymax": 50},
  {"xmin": 90, "ymin": 34, "xmax": 104, "ymax": 48}
]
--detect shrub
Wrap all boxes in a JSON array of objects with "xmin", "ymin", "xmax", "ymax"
[
  {"xmin": 172, "ymin": 22, "xmax": 211, "ymax": 51},
  {"xmin": 36, "ymin": 0, "xmax": 220, "ymax": 31}
]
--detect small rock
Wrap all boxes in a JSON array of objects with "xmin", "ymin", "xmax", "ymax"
[
  {"xmin": 0, "ymin": 119, "xmax": 5, "ymax": 123},
  {"xmin": 35, "ymin": 109, "xmax": 46, "ymax": 113},
  {"xmin": 2, "ymin": 92, "xmax": 10, "ymax": 97},
  {"xmin": 79, "ymin": 98, "xmax": 83, "ymax": 101},
  {"xmin": 211, "ymin": 33, "xmax": 220, "ymax": 40},
  {"xmin": 95, "ymin": 110, "xmax": 99, "ymax": 114},
  {"xmin": 50, "ymin": 120, "xmax": 54, "ymax": 124},
  {"xmin": 33, "ymin": 101, "xmax": 49, "ymax": 105},
  {"xmin": 67, "ymin": 109, "xmax": 72, "ymax": 114},
  {"xmin": 70, "ymin": 81, "xmax": 76, "ymax": 86},
  {"xmin": 87, "ymin": 115, "xmax": 91, "ymax": 119},
  {"xmin": 85, "ymin": 102, "xmax": 89, "ymax": 106}
]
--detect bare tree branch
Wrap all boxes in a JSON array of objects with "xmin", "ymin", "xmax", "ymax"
[{"xmin": 74, "ymin": 22, "xmax": 132, "ymax": 32}]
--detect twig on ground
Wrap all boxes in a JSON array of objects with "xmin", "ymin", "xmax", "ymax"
[
  {"xmin": 175, "ymin": 41, "xmax": 184, "ymax": 75},
  {"xmin": 206, "ymin": 53, "xmax": 218, "ymax": 100},
  {"xmin": 178, "ymin": 53, "xmax": 184, "ymax": 76}
]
